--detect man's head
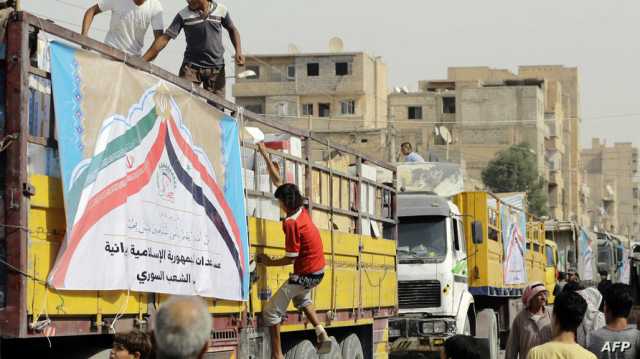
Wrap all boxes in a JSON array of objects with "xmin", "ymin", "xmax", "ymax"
[
  {"xmin": 604, "ymin": 283, "xmax": 633, "ymax": 322},
  {"xmin": 552, "ymin": 291, "xmax": 587, "ymax": 337},
  {"xmin": 400, "ymin": 142, "xmax": 413, "ymax": 156},
  {"xmin": 522, "ymin": 282, "xmax": 547, "ymax": 311},
  {"xmin": 599, "ymin": 270, "xmax": 609, "ymax": 281},
  {"xmin": 444, "ymin": 335, "xmax": 487, "ymax": 359},
  {"xmin": 274, "ymin": 183, "xmax": 304, "ymax": 215},
  {"xmin": 154, "ymin": 296, "xmax": 212, "ymax": 359},
  {"xmin": 110, "ymin": 330, "xmax": 152, "ymax": 359},
  {"xmin": 567, "ymin": 268, "xmax": 579, "ymax": 283},
  {"xmin": 186, "ymin": 0, "xmax": 210, "ymax": 11}
]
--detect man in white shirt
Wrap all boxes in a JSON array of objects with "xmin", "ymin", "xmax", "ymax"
[{"xmin": 82, "ymin": 0, "xmax": 164, "ymax": 56}]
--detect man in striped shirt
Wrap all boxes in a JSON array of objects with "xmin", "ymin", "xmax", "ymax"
[{"xmin": 143, "ymin": 0, "xmax": 244, "ymax": 96}]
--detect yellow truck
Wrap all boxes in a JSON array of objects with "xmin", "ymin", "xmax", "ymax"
[
  {"xmin": 0, "ymin": 12, "xmax": 398, "ymax": 358},
  {"xmin": 454, "ymin": 191, "xmax": 546, "ymax": 349}
]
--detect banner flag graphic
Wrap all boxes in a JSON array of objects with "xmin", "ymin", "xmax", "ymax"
[{"xmin": 47, "ymin": 42, "xmax": 249, "ymax": 300}]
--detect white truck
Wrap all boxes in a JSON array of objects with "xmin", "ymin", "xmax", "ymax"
[{"xmin": 386, "ymin": 164, "xmax": 499, "ymax": 359}]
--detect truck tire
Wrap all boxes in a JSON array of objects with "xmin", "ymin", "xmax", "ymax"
[
  {"xmin": 340, "ymin": 334, "xmax": 364, "ymax": 359},
  {"xmin": 285, "ymin": 340, "xmax": 319, "ymax": 359},
  {"xmin": 475, "ymin": 309, "xmax": 499, "ymax": 359},
  {"xmin": 319, "ymin": 337, "xmax": 342, "ymax": 359}
]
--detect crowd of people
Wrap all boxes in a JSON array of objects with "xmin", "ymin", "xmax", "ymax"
[{"xmin": 444, "ymin": 279, "xmax": 640, "ymax": 359}]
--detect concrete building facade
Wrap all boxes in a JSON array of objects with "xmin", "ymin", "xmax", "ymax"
[
  {"xmin": 581, "ymin": 139, "xmax": 639, "ymax": 239},
  {"xmin": 444, "ymin": 66, "xmax": 581, "ymax": 222},
  {"xmin": 388, "ymin": 79, "xmax": 548, "ymax": 202},
  {"xmin": 232, "ymin": 52, "xmax": 387, "ymax": 132}
]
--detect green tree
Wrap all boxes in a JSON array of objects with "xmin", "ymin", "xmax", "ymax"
[{"xmin": 481, "ymin": 143, "xmax": 548, "ymax": 217}]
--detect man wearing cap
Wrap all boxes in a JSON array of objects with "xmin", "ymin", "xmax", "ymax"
[{"xmin": 505, "ymin": 282, "xmax": 553, "ymax": 359}]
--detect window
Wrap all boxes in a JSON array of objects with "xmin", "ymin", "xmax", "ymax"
[
  {"xmin": 307, "ymin": 63, "xmax": 319, "ymax": 76},
  {"xmin": 276, "ymin": 102, "xmax": 288, "ymax": 116},
  {"xmin": 245, "ymin": 104, "xmax": 263, "ymax": 114},
  {"xmin": 287, "ymin": 65, "xmax": 296, "ymax": 80},
  {"xmin": 335, "ymin": 62, "xmax": 351, "ymax": 76},
  {"xmin": 319, "ymin": 103, "xmax": 331, "ymax": 117},
  {"xmin": 397, "ymin": 216, "xmax": 447, "ymax": 263},
  {"xmin": 340, "ymin": 100, "xmax": 355, "ymax": 115},
  {"xmin": 245, "ymin": 65, "xmax": 260, "ymax": 79},
  {"xmin": 302, "ymin": 103, "xmax": 314, "ymax": 116},
  {"xmin": 408, "ymin": 106, "xmax": 422, "ymax": 120},
  {"xmin": 443, "ymin": 97, "xmax": 456, "ymax": 114}
]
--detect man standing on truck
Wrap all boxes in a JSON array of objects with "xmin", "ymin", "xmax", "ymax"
[
  {"xmin": 399, "ymin": 142, "xmax": 425, "ymax": 162},
  {"xmin": 255, "ymin": 143, "xmax": 332, "ymax": 358},
  {"xmin": 143, "ymin": 0, "xmax": 244, "ymax": 97},
  {"xmin": 81, "ymin": 0, "xmax": 164, "ymax": 56},
  {"xmin": 506, "ymin": 282, "xmax": 553, "ymax": 359}
]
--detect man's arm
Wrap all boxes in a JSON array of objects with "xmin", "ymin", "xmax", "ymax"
[
  {"xmin": 153, "ymin": 30, "xmax": 164, "ymax": 40},
  {"xmin": 81, "ymin": 4, "xmax": 102, "ymax": 36},
  {"xmin": 143, "ymin": 34, "xmax": 170, "ymax": 62},
  {"xmin": 256, "ymin": 254, "xmax": 295, "ymax": 267},
  {"xmin": 258, "ymin": 143, "xmax": 284, "ymax": 187},
  {"xmin": 222, "ymin": 16, "xmax": 244, "ymax": 66}
]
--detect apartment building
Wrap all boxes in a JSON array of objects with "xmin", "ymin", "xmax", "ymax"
[
  {"xmin": 388, "ymin": 79, "xmax": 548, "ymax": 191},
  {"xmin": 581, "ymin": 139, "xmax": 639, "ymax": 239},
  {"xmin": 232, "ymin": 52, "xmax": 387, "ymax": 133}
]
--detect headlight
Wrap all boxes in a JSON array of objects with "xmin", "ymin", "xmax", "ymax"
[
  {"xmin": 422, "ymin": 321, "xmax": 434, "ymax": 334},
  {"xmin": 447, "ymin": 321, "xmax": 457, "ymax": 333},
  {"xmin": 433, "ymin": 321, "xmax": 446, "ymax": 333}
]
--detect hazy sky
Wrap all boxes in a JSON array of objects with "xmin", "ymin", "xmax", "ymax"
[{"xmin": 24, "ymin": 0, "xmax": 640, "ymax": 148}]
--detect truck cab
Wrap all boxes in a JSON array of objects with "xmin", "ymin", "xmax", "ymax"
[
  {"xmin": 389, "ymin": 192, "xmax": 475, "ymax": 355},
  {"xmin": 597, "ymin": 233, "xmax": 617, "ymax": 281}
]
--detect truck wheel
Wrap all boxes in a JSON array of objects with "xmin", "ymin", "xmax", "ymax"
[
  {"xmin": 285, "ymin": 340, "xmax": 319, "ymax": 359},
  {"xmin": 340, "ymin": 334, "xmax": 364, "ymax": 359},
  {"xmin": 320, "ymin": 337, "xmax": 342, "ymax": 359},
  {"xmin": 475, "ymin": 309, "xmax": 499, "ymax": 359}
]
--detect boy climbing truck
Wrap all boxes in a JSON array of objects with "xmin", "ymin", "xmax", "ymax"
[
  {"xmin": 0, "ymin": 12, "xmax": 398, "ymax": 358},
  {"xmin": 255, "ymin": 143, "xmax": 332, "ymax": 358}
]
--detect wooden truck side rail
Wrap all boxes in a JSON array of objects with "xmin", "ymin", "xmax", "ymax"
[{"xmin": 1, "ymin": 11, "xmax": 399, "ymax": 347}]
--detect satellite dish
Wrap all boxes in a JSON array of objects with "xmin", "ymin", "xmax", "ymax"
[
  {"xmin": 437, "ymin": 126, "xmax": 453, "ymax": 144},
  {"xmin": 328, "ymin": 37, "xmax": 344, "ymax": 53},
  {"xmin": 394, "ymin": 86, "xmax": 402, "ymax": 93},
  {"xmin": 288, "ymin": 43, "xmax": 300, "ymax": 54},
  {"xmin": 401, "ymin": 86, "xmax": 410, "ymax": 94}
]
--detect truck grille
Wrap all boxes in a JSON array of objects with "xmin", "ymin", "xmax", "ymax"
[{"xmin": 398, "ymin": 280, "xmax": 441, "ymax": 309}]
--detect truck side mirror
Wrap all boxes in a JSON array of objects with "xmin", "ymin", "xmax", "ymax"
[{"xmin": 472, "ymin": 220, "xmax": 483, "ymax": 245}]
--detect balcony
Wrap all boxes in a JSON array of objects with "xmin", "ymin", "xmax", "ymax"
[
  {"xmin": 545, "ymin": 137, "xmax": 564, "ymax": 154},
  {"xmin": 548, "ymin": 169, "xmax": 563, "ymax": 187}
]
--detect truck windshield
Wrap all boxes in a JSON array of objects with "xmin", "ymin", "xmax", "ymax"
[{"xmin": 397, "ymin": 216, "xmax": 447, "ymax": 262}]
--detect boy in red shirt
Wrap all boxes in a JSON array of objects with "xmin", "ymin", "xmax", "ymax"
[{"xmin": 256, "ymin": 143, "xmax": 331, "ymax": 359}]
